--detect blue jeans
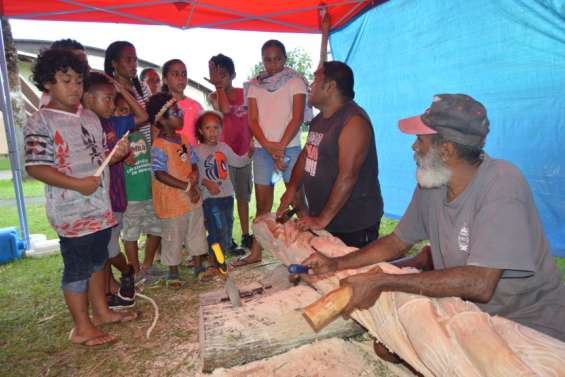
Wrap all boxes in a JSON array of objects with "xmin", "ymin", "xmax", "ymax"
[{"xmin": 203, "ymin": 196, "xmax": 234, "ymax": 255}]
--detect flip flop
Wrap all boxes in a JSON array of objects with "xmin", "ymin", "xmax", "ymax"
[
  {"xmin": 230, "ymin": 255, "xmax": 262, "ymax": 268},
  {"xmin": 198, "ymin": 267, "xmax": 219, "ymax": 282},
  {"xmin": 166, "ymin": 278, "xmax": 184, "ymax": 289},
  {"xmin": 69, "ymin": 328, "xmax": 117, "ymax": 347}
]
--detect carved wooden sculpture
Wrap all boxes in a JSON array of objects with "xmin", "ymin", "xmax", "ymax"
[{"xmin": 253, "ymin": 214, "xmax": 565, "ymax": 377}]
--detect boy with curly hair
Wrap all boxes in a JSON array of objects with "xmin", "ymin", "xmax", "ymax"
[{"xmin": 25, "ymin": 48, "xmax": 136, "ymax": 347}]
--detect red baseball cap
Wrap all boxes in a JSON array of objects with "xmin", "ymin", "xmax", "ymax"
[
  {"xmin": 398, "ymin": 115, "xmax": 437, "ymax": 135},
  {"xmin": 398, "ymin": 94, "xmax": 489, "ymax": 148}
]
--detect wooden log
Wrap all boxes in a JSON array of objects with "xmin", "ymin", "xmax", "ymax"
[{"xmin": 199, "ymin": 284, "xmax": 364, "ymax": 372}]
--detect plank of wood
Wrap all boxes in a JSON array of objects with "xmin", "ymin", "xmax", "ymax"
[{"xmin": 199, "ymin": 285, "xmax": 364, "ymax": 372}]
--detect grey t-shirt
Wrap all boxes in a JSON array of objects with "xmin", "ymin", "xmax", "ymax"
[
  {"xmin": 395, "ymin": 155, "xmax": 565, "ymax": 340},
  {"xmin": 194, "ymin": 142, "xmax": 250, "ymax": 200},
  {"xmin": 24, "ymin": 108, "xmax": 116, "ymax": 238}
]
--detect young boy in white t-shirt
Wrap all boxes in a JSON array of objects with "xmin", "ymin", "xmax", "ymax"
[{"xmin": 25, "ymin": 49, "xmax": 136, "ymax": 347}]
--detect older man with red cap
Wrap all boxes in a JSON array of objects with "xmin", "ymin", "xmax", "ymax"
[{"xmin": 303, "ymin": 93, "xmax": 565, "ymax": 342}]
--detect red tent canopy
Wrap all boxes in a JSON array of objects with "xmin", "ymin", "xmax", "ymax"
[
  {"xmin": 0, "ymin": 0, "xmax": 384, "ymax": 248},
  {"xmin": 1, "ymin": 0, "xmax": 382, "ymax": 33}
]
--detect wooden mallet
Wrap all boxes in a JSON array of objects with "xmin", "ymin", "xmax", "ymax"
[{"xmin": 302, "ymin": 285, "xmax": 353, "ymax": 332}]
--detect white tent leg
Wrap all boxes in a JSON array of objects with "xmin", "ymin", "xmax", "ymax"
[{"xmin": 0, "ymin": 17, "xmax": 30, "ymax": 250}]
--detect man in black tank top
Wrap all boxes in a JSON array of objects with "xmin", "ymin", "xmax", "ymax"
[{"xmin": 277, "ymin": 62, "xmax": 383, "ymax": 248}]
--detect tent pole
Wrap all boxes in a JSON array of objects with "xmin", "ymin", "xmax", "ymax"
[{"xmin": 0, "ymin": 17, "xmax": 30, "ymax": 250}]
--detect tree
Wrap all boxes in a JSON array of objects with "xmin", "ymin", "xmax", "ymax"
[
  {"xmin": 1, "ymin": 18, "xmax": 28, "ymax": 178},
  {"xmin": 248, "ymin": 47, "xmax": 314, "ymax": 82}
]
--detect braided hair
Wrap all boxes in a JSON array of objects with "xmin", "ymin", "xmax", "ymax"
[
  {"xmin": 146, "ymin": 92, "xmax": 174, "ymax": 128},
  {"xmin": 104, "ymin": 41, "xmax": 144, "ymax": 99}
]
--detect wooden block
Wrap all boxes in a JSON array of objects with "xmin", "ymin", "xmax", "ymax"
[{"xmin": 199, "ymin": 285, "xmax": 364, "ymax": 372}]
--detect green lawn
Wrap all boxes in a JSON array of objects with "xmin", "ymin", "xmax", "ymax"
[
  {"xmin": 0, "ymin": 178, "xmax": 45, "ymax": 200},
  {"xmin": 0, "ymin": 157, "xmax": 10, "ymax": 171},
  {"xmin": 0, "ymin": 203, "xmax": 56, "ymax": 239},
  {"xmin": 557, "ymin": 257, "xmax": 565, "ymax": 275}
]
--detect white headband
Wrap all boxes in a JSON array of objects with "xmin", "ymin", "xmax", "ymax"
[{"xmin": 154, "ymin": 98, "xmax": 177, "ymax": 123}]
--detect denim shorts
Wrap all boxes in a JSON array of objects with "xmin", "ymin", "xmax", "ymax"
[
  {"xmin": 252, "ymin": 146, "xmax": 301, "ymax": 186},
  {"xmin": 59, "ymin": 227, "xmax": 111, "ymax": 293}
]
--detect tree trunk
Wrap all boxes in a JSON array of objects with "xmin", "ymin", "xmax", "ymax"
[{"xmin": 2, "ymin": 18, "xmax": 28, "ymax": 179}]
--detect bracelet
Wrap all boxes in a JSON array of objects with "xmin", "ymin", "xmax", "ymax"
[{"xmin": 185, "ymin": 181, "xmax": 191, "ymax": 192}]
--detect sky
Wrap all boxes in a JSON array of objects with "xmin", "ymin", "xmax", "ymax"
[{"xmin": 10, "ymin": 19, "xmax": 322, "ymax": 88}]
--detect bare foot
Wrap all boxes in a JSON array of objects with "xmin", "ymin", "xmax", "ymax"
[
  {"xmin": 92, "ymin": 310, "xmax": 139, "ymax": 326},
  {"xmin": 69, "ymin": 327, "xmax": 117, "ymax": 347}
]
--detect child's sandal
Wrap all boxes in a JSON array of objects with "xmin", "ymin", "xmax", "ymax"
[
  {"xmin": 166, "ymin": 278, "xmax": 183, "ymax": 289},
  {"xmin": 198, "ymin": 267, "xmax": 218, "ymax": 283},
  {"xmin": 166, "ymin": 271, "xmax": 183, "ymax": 289}
]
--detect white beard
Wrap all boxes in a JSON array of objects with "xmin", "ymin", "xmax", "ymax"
[{"xmin": 415, "ymin": 146, "xmax": 451, "ymax": 188}]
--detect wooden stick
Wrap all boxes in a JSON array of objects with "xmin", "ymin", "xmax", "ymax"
[
  {"xmin": 94, "ymin": 131, "xmax": 129, "ymax": 177},
  {"xmin": 303, "ymin": 285, "xmax": 353, "ymax": 332}
]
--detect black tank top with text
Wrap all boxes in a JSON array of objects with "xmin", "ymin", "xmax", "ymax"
[{"xmin": 302, "ymin": 101, "xmax": 383, "ymax": 232}]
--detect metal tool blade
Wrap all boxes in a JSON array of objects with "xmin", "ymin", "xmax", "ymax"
[{"xmin": 224, "ymin": 276, "xmax": 241, "ymax": 307}]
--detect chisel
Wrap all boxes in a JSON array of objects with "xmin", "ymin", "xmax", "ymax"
[
  {"xmin": 277, "ymin": 207, "xmax": 321, "ymax": 237},
  {"xmin": 275, "ymin": 206, "xmax": 299, "ymax": 224},
  {"xmin": 210, "ymin": 243, "xmax": 241, "ymax": 308},
  {"xmin": 288, "ymin": 264, "xmax": 310, "ymax": 274}
]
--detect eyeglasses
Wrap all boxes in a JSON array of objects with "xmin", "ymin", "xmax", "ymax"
[{"xmin": 166, "ymin": 108, "xmax": 184, "ymax": 118}]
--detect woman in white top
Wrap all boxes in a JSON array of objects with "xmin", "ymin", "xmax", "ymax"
[{"xmin": 234, "ymin": 39, "xmax": 310, "ymax": 266}]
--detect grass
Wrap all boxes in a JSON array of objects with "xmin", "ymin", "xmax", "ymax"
[
  {"xmin": 557, "ymin": 257, "xmax": 565, "ymax": 276},
  {"xmin": 0, "ymin": 178, "xmax": 45, "ymax": 200},
  {"xmin": 0, "ymin": 157, "xmax": 10, "ymax": 171},
  {"xmin": 0, "ymin": 203, "xmax": 57, "ymax": 239}
]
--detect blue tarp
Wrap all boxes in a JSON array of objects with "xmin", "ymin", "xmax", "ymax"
[{"xmin": 330, "ymin": 0, "xmax": 565, "ymax": 256}]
